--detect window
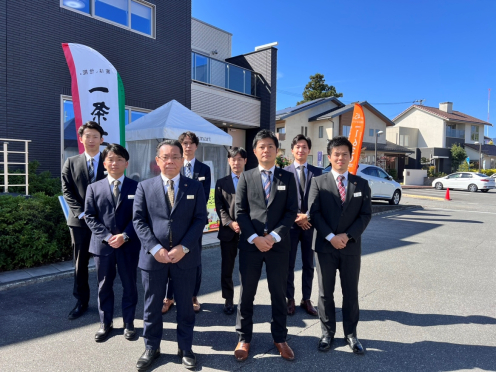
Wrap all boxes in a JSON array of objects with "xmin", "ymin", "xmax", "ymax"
[
  {"xmin": 405, "ymin": 156, "xmax": 409, "ymax": 165},
  {"xmin": 447, "ymin": 173, "xmax": 461, "ymax": 179},
  {"xmin": 61, "ymin": 0, "xmax": 155, "ymax": 37},
  {"xmin": 319, "ymin": 126, "xmax": 323, "ymax": 138},
  {"xmin": 377, "ymin": 169, "xmax": 390, "ymax": 179},
  {"xmin": 342, "ymin": 125, "xmax": 351, "ymax": 137},
  {"xmin": 305, "ymin": 127, "xmax": 308, "ymax": 136},
  {"xmin": 471, "ymin": 125, "xmax": 480, "ymax": 141},
  {"xmin": 276, "ymin": 127, "xmax": 285, "ymax": 134},
  {"xmin": 399, "ymin": 135, "xmax": 409, "ymax": 146},
  {"xmin": 446, "ymin": 123, "xmax": 465, "ymax": 139},
  {"xmin": 61, "ymin": 96, "xmax": 150, "ymax": 163},
  {"xmin": 461, "ymin": 173, "xmax": 473, "ymax": 178},
  {"xmin": 362, "ymin": 167, "xmax": 379, "ymax": 177},
  {"xmin": 369, "ymin": 129, "xmax": 374, "ymax": 137},
  {"xmin": 301, "ymin": 126, "xmax": 304, "ymax": 135}
]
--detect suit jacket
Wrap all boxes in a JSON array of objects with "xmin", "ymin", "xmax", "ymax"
[
  {"xmin": 133, "ymin": 174, "xmax": 207, "ymax": 271},
  {"xmin": 235, "ymin": 167, "xmax": 298, "ymax": 253},
  {"xmin": 215, "ymin": 175, "xmax": 237, "ymax": 242},
  {"xmin": 181, "ymin": 159, "xmax": 211, "ymax": 205},
  {"xmin": 308, "ymin": 172, "xmax": 372, "ymax": 256},
  {"xmin": 84, "ymin": 177, "xmax": 140, "ymax": 256},
  {"xmin": 284, "ymin": 163, "xmax": 322, "ymax": 227},
  {"xmin": 62, "ymin": 153, "xmax": 105, "ymax": 227}
]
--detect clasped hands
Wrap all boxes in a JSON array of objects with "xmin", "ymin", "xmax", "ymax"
[
  {"xmin": 253, "ymin": 235, "xmax": 275, "ymax": 252},
  {"xmin": 108, "ymin": 234, "xmax": 125, "ymax": 248},
  {"xmin": 295, "ymin": 213, "xmax": 311, "ymax": 230},
  {"xmin": 330, "ymin": 233, "xmax": 349, "ymax": 249},
  {"xmin": 229, "ymin": 221, "xmax": 241, "ymax": 234},
  {"xmin": 154, "ymin": 245, "xmax": 185, "ymax": 264}
]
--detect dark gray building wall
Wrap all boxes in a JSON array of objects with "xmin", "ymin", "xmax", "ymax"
[
  {"xmin": 2, "ymin": 0, "xmax": 191, "ymax": 176},
  {"xmin": 445, "ymin": 137, "xmax": 464, "ymax": 149},
  {"xmin": 0, "ymin": 0, "xmax": 6, "ymax": 136},
  {"xmin": 227, "ymin": 47, "xmax": 277, "ymax": 169}
]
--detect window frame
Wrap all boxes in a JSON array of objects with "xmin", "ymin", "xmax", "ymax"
[
  {"xmin": 60, "ymin": 0, "xmax": 156, "ymax": 39},
  {"xmin": 471, "ymin": 125, "xmax": 480, "ymax": 141},
  {"xmin": 319, "ymin": 126, "xmax": 323, "ymax": 138}
]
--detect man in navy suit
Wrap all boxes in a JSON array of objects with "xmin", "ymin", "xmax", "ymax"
[
  {"xmin": 284, "ymin": 135, "xmax": 322, "ymax": 317},
  {"xmin": 84, "ymin": 144, "xmax": 140, "ymax": 342},
  {"xmin": 133, "ymin": 140, "xmax": 207, "ymax": 371},
  {"xmin": 162, "ymin": 131, "xmax": 211, "ymax": 314}
]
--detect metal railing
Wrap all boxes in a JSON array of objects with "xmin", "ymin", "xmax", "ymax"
[{"xmin": 0, "ymin": 138, "xmax": 31, "ymax": 195}]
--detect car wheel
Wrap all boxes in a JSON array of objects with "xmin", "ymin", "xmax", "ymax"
[
  {"xmin": 481, "ymin": 189, "xmax": 489, "ymax": 193},
  {"xmin": 389, "ymin": 190, "xmax": 401, "ymax": 205},
  {"xmin": 435, "ymin": 182, "xmax": 443, "ymax": 190},
  {"xmin": 468, "ymin": 184, "xmax": 478, "ymax": 192}
]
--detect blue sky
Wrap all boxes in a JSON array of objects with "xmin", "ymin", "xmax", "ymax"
[{"xmin": 192, "ymin": 0, "xmax": 496, "ymax": 139}]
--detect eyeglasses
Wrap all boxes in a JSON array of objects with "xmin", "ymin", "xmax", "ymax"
[{"xmin": 157, "ymin": 156, "xmax": 183, "ymax": 162}]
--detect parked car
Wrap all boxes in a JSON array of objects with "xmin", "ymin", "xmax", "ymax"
[
  {"xmin": 432, "ymin": 172, "xmax": 496, "ymax": 192},
  {"xmin": 323, "ymin": 163, "xmax": 402, "ymax": 205}
]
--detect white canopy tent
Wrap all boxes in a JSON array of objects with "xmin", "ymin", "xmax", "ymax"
[{"xmin": 125, "ymin": 99, "xmax": 232, "ymax": 183}]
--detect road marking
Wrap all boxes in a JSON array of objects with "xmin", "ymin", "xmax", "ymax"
[{"xmin": 403, "ymin": 193, "xmax": 446, "ymax": 201}]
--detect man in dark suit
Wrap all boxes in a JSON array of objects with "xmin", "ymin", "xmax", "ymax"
[
  {"xmin": 308, "ymin": 136, "xmax": 372, "ymax": 354},
  {"xmin": 162, "ymin": 131, "xmax": 211, "ymax": 314},
  {"xmin": 234, "ymin": 130, "xmax": 298, "ymax": 362},
  {"xmin": 284, "ymin": 134, "xmax": 322, "ymax": 317},
  {"xmin": 84, "ymin": 144, "xmax": 140, "ymax": 342},
  {"xmin": 62, "ymin": 121, "xmax": 106, "ymax": 320},
  {"xmin": 214, "ymin": 147, "xmax": 247, "ymax": 315},
  {"xmin": 133, "ymin": 140, "xmax": 207, "ymax": 371}
]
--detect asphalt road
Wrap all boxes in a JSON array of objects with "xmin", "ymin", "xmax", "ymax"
[{"xmin": 1, "ymin": 201, "xmax": 495, "ymax": 371}]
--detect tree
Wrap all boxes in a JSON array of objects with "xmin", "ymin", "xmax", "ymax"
[
  {"xmin": 450, "ymin": 143, "xmax": 467, "ymax": 172},
  {"xmin": 297, "ymin": 73, "xmax": 343, "ymax": 105}
]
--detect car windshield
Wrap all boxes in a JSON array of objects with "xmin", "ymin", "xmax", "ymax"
[{"xmin": 474, "ymin": 173, "xmax": 486, "ymax": 177}]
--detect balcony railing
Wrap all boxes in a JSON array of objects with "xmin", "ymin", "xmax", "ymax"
[
  {"xmin": 192, "ymin": 52, "xmax": 258, "ymax": 97},
  {"xmin": 446, "ymin": 128, "xmax": 465, "ymax": 139}
]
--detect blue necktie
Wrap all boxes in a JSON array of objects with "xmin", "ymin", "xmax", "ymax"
[{"xmin": 261, "ymin": 170, "xmax": 272, "ymax": 205}]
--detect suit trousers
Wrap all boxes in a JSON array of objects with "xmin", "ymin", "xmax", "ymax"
[
  {"xmin": 93, "ymin": 247, "xmax": 139, "ymax": 325},
  {"xmin": 141, "ymin": 264, "xmax": 196, "ymax": 351},
  {"xmin": 220, "ymin": 234, "xmax": 239, "ymax": 301},
  {"xmin": 286, "ymin": 227, "xmax": 315, "ymax": 300},
  {"xmin": 236, "ymin": 249, "xmax": 289, "ymax": 343},
  {"xmin": 69, "ymin": 225, "xmax": 92, "ymax": 305},
  {"xmin": 315, "ymin": 249, "xmax": 361, "ymax": 338}
]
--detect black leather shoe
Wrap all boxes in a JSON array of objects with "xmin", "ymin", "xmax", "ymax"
[
  {"xmin": 178, "ymin": 349, "xmax": 197, "ymax": 369},
  {"xmin": 318, "ymin": 335, "xmax": 334, "ymax": 352},
  {"xmin": 95, "ymin": 322, "xmax": 113, "ymax": 342},
  {"xmin": 223, "ymin": 300, "xmax": 234, "ymax": 315},
  {"xmin": 68, "ymin": 302, "xmax": 88, "ymax": 320},
  {"xmin": 124, "ymin": 322, "xmax": 136, "ymax": 340},
  {"xmin": 136, "ymin": 349, "xmax": 160, "ymax": 371},
  {"xmin": 345, "ymin": 335, "xmax": 365, "ymax": 354}
]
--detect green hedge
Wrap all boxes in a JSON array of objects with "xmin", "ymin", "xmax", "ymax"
[{"xmin": 0, "ymin": 193, "xmax": 71, "ymax": 271}]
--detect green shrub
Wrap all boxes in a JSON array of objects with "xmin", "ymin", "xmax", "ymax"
[
  {"xmin": 0, "ymin": 193, "xmax": 71, "ymax": 271},
  {"xmin": 0, "ymin": 161, "xmax": 61, "ymax": 196},
  {"xmin": 387, "ymin": 168, "xmax": 397, "ymax": 180}
]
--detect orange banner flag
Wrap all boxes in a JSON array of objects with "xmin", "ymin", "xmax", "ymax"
[{"xmin": 348, "ymin": 103, "xmax": 366, "ymax": 175}]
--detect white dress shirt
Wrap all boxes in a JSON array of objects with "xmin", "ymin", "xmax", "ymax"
[
  {"xmin": 150, "ymin": 173, "xmax": 186, "ymax": 256},
  {"xmin": 247, "ymin": 164, "xmax": 281, "ymax": 244},
  {"xmin": 78, "ymin": 152, "xmax": 101, "ymax": 219},
  {"xmin": 183, "ymin": 158, "xmax": 196, "ymax": 175},
  {"xmin": 325, "ymin": 169, "xmax": 349, "ymax": 242},
  {"xmin": 104, "ymin": 174, "xmax": 126, "ymax": 242}
]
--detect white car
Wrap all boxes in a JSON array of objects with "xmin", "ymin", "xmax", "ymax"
[
  {"xmin": 323, "ymin": 163, "xmax": 402, "ymax": 205},
  {"xmin": 432, "ymin": 172, "xmax": 496, "ymax": 193}
]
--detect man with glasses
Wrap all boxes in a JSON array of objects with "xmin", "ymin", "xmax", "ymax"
[{"xmin": 133, "ymin": 140, "xmax": 207, "ymax": 370}]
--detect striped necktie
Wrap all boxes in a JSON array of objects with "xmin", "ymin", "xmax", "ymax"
[
  {"xmin": 337, "ymin": 175, "xmax": 346, "ymax": 204},
  {"xmin": 88, "ymin": 158, "xmax": 95, "ymax": 183},
  {"xmin": 261, "ymin": 170, "xmax": 272, "ymax": 205},
  {"xmin": 112, "ymin": 180, "xmax": 120, "ymax": 205}
]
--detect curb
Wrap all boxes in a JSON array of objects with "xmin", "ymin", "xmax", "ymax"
[{"xmin": 403, "ymin": 193, "xmax": 446, "ymax": 201}]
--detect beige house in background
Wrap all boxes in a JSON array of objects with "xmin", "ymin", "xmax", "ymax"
[{"xmin": 276, "ymin": 98, "xmax": 412, "ymax": 176}]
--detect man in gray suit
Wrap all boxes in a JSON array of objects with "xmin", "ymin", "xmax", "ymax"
[{"xmin": 62, "ymin": 121, "xmax": 107, "ymax": 320}]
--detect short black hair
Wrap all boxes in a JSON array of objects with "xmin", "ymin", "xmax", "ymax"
[
  {"xmin": 102, "ymin": 143, "xmax": 129, "ymax": 161},
  {"xmin": 77, "ymin": 121, "xmax": 107, "ymax": 138},
  {"xmin": 291, "ymin": 134, "xmax": 312, "ymax": 150},
  {"xmin": 228, "ymin": 147, "xmax": 247, "ymax": 159},
  {"xmin": 178, "ymin": 131, "xmax": 199, "ymax": 146},
  {"xmin": 327, "ymin": 136, "xmax": 353, "ymax": 155},
  {"xmin": 156, "ymin": 139, "xmax": 183, "ymax": 157},
  {"xmin": 252, "ymin": 129, "xmax": 279, "ymax": 149}
]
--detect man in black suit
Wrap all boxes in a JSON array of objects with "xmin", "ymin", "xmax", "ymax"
[
  {"xmin": 284, "ymin": 134, "xmax": 322, "ymax": 317},
  {"xmin": 214, "ymin": 147, "xmax": 247, "ymax": 315},
  {"xmin": 62, "ymin": 121, "xmax": 107, "ymax": 320},
  {"xmin": 234, "ymin": 130, "xmax": 298, "ymax": 362},
  {"xmin": 308, "ymin": 136, "xmax": 372, "ymax": 354},
  {"xmin": 133, "ymin": 140, "xmax": 207, "ymax": 370},
  {"xmin": 84, "ymin": 144, "xmax": 140, "ymax": 342},
  {"xmin": 162, "ymin": 131, "xmax": 211, "ymax": 314}
]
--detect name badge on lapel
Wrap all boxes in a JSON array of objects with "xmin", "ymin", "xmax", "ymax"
[
  {"xmin": 198, "ymin": 177, "xmax": 206, "ymax": 181},
  {"xmin": 277, "ymin": 186, "xmax": 286, "ymax": 191},
  {"xmin": 128, "ymin": 195, "xmax": 135, "ymax": 199},
  {"xmin": 353, "ymin": 192, "xmax": 362, "ymax": 197},
  {"xmin": 187, "ymin": 195, "xmax": 195, "ymax": 199}
]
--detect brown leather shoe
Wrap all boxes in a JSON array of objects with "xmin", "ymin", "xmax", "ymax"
[
  {"xmin": 192, "ymin": 297, "xmax": 201, "ymax": 313},
  {"xmin": 287, "ymin": 298, "xmax": 295, "ymax": 316},
  {"xmin": 274, "ymin": 341, "xmax": 295, "ymax": 361},
  {"xmin": 234, "ymin": 342, "xmax": 250, "ymax": 361},
  {"xmin": 300, "ymin": 299, "xmax": 318, "ymax": 316},
  {"xmin": 162, "ymin": 298, "xmax": 174, "ymax": 314}
]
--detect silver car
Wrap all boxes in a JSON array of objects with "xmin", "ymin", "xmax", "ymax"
[{"xmin": 432, "ymin": 172, "xmax": 496, "ymax": 192}]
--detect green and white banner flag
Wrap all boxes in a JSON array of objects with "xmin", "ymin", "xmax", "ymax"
[{"xmin": 62, "ymin": 43, "xmax": 125, "ymax": 153}]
